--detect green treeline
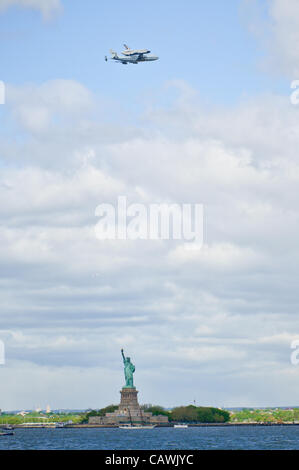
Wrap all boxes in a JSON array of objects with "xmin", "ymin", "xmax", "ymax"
[
  {"xmin": 82, "ymin": 405, "xmax": 119, "ymax": 423},
  {"xmin": 230, "ymin": 408, "xmax": 299, "ymax": 423},
  {"xmin": 86, "ymin": 404, "xmax": 230, "ymax": 423},
  {"xmin": 149, "ymin": 404, "xmax": 230, "ymax": 423},
  {"xmin": 170, "ymin": 405, "xmax": 230, "ymax": 423},
  {"xmin": 0, "ymin": 405, "xmax": 230, "ymax": 425},
  {"xmin": 4, "ymin": 407, "xmax": 299, "ymax": 425},
  {"xmin": 0, "ymin": 411, "xmax": 83, "ymax": 425}
]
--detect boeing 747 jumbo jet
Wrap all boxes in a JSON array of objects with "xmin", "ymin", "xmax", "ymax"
[{"xmin": 105, "ymin": 44, "xmax": 159, "ymax": 65}]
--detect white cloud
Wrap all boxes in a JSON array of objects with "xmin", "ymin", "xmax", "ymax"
[
  {"xmin": 0, "ymin": 0, "xmax": 62, "ymax": 19},
  {"xmin": 268, "ymin": 0, "xmax": 299, "ymax": 77},
  {"xmin": 169, "ymin": 243, "xmax": 266, "ymax": 273},
  {"xmin": 7, "ymin": 80, "xmax": 93, "ymax": 133},
  {"xmin": 1, "ymin": 78, "xmax": 299, "ymax": 408},
  {"xmin": 242, "ymin": 0, "xmax": 299, "ymax": 78}
]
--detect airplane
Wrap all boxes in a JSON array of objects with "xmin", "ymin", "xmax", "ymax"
[{"xmin": 105, "ymin": 45, "xmax": 159, "ymax": 65}]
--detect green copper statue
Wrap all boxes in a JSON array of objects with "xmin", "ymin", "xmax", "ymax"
[{"xmin": 121, "ymin": 349, "xmax": 135, "ymax": 388}]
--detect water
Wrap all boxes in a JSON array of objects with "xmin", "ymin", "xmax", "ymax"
[{"xmin": 0, "ymin": 426, "xmax": 299, "ymax": 450}]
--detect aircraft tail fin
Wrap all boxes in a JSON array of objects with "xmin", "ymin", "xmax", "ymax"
[{"xmin": 110, "ymin": 49, "xmax": 118, "ymax": 58}]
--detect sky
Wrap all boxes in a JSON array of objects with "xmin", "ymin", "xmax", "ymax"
[{"xmin": 1, "ymin": 0, "xmax": 299, "ymax": 411}]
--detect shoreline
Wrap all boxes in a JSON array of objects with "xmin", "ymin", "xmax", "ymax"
[{"xmin": 9, "ymin": 422, "xmax": 299, "ymax": 429}]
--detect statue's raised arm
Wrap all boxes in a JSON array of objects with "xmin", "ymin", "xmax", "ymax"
[{"xmin": 121, "ymin": 348, "xmax": 125, "ymax": 364}]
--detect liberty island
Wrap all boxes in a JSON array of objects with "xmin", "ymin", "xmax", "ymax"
[
  {"xmin": 1, "ymin": 350, "xmax": 295, "ymax": 430},
  {"xmin": 88, "ymin": 350, "xmax": 168, "ymax": 426}
]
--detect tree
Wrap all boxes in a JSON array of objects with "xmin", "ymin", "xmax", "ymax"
[
  {"xmin": 142, "ymin": 405, "xmax": 170, "ymax": 418},
  {"xmin": 81, "ymin": 405, "xmax": 118, "ymax": 423},
  {"xmin": 170, "ymin": 405, "xmax": 230, "ymax": 423},
  {"xmin": 171, "ymin": 405, "xmax": 198, "ymax": 422}
]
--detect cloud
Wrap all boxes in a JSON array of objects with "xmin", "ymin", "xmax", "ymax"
[
  {"xmin": 7, "ymin": 80, "xmax": 93, "ymax": 133},
  {"xmin": 1, "ymin": 78, "xmax": 299, "ymax": 409},
  {"xmin": 242, "ymin": 0, "xmax": 299, "ymax": 78},
  {"xmin": 0, "ymin": 0, "xmax": 62, "ymax": 19},
  {"xmin": 267, "ymin": 0, "xmax": 299, "ymax": 77}
]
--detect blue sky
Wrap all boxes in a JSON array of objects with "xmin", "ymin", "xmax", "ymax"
[
  {"xmin": 0, "ymin": 0, "xmax": 288, "ymax": 107},
  {"xmin": 1, "ymin": 0, "xmax": 299, "ymax": 411}
]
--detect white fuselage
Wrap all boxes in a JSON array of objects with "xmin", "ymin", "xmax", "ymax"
[
  {"xmin": 122, "ymin": 48, "xmax": 150, "ymax": 56},
  {"xmin": 138, "ymin": 55, "xmax": 159, "ymax": 62}
]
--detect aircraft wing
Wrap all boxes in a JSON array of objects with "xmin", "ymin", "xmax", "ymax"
[
  {"xmin": 118, "ymin": 55, "xmax": 138, "ymax": 64},
  {"xmin": 127, "ymin": 55, "xmax": 139, "ymax": 63}
]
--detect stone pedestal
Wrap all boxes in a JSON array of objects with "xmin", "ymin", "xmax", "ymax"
[
  {"xmin": 116, "ymin": 387, "xmax": 144, "ymax": 422},
  {"xmin": 88, "ymin": 387, "xmax": 169, "ymax": 426},
  {"xmin": 119, "ymin": 388, "xmax": 139, "ymax": 412}
]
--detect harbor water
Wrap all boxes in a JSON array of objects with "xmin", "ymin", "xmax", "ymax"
[{"xmin": 1, "ymin": 425, "xmax": 299, "ymax": 450}]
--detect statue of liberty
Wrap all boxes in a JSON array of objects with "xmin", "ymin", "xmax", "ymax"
[{"xmin": 121, "ymin": 349, "xmax": 135, "ymax": 388}]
